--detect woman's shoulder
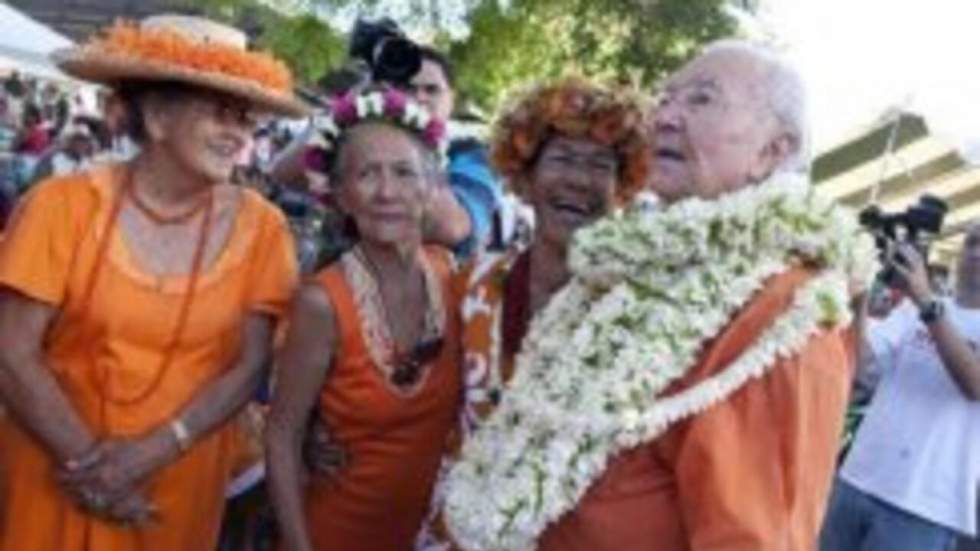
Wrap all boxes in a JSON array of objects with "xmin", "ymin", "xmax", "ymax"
[
  {"xmin": 19, "ymin": 163, "xmax": 115, "ymax": 216},
  {"xmin": 457, "ymin": 247, "xmax": 524, "ymax": 294},
  {"xmin": 308, "ymin": 250, "xmax": 352, "ymax": 297},
  {"xmin": 234, "ymin": 186, "xmax": 290, "ymax": 229},
  {"xmin": 423, "ymin": 245, "xmax": 458, "ymax": 279}
]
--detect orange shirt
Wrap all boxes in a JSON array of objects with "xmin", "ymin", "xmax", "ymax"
[
  {"xmin": 304, "ymin": 249, "xmax": 461, "ymax": 551},
  {"xmin": 0, "ymin": 165, "xmax": 297, "ymax": 551},
  {"xmin": 538, "ymin": 268, "xmax": 855, "ymax": 551}
]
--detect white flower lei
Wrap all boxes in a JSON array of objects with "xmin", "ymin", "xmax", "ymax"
[{"xmin": 443, "ymin": 172, "xmax": 876, "ymax": 550}]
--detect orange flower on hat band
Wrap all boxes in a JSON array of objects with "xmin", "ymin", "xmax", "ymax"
[{"xmin": 89, "ymin": 20, "xmax": 293, "ymax": 94}]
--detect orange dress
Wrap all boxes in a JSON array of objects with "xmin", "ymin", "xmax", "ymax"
[
  {"xmin": 304, "ymin": 248, "xmax": 461, "ymax": 551},
  {"xmin": 0, "ymin": 165, "xmax": 297, "ymax": 551},
  {"xmin": 537, "ymin": 268, "xmax": 855, "ymax": 551}
]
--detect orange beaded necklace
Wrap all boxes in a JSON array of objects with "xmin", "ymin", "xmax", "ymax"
[
  {"xmin": 79, "ymin": 166, "xmax": 215, "ymax": 408},
  {"xmin": 129, "ymin": 181, "xmax": 213, "ymax": 225}
]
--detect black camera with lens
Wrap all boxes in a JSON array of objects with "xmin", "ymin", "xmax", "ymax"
[
  {"xmin": 858, "ymin": 194, "xmax": 949, "ymax": 287},
  {"xmin": 348, "ymin": 17, "xmax": 421, "ymax": 89}
]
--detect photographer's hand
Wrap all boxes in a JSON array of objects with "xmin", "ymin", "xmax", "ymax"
[
  {"xmin": 892, "ymin": 242, "xmax": 980, "ymax": 400},
  {"xmin": 890, "ymin": 242, "xmax": 933, "ymax": 306}
]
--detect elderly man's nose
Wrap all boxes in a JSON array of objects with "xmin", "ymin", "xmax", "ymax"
[{"xmin": 654, "ymin": 97, "xmax": 683, "ymax": 130}]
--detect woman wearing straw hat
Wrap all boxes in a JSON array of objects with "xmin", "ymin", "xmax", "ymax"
[
  {"xmin": 0, "ymin": 14, "xmax": 303, "ymax": 550},
  {"xmin": 265, "ymin": 86, "xmax": 460, "ymax": 551}
]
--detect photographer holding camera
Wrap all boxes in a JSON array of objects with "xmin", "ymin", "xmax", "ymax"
[{"xmin": 821, "ymin": 223, "xmax": 980, "ymax": 551}]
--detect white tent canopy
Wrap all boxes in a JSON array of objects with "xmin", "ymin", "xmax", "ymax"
[{"xmin": 0, "ymin": 3, "xmax": 75, "ymax": 82}]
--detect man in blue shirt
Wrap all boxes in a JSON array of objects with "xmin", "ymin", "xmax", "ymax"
[{"xmin": 407, "ymin": 46, "xmax": 503, "ymax": 257}]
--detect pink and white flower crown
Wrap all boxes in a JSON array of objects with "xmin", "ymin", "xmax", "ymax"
[{"xmin": 305, "ymin": 87, "xmax": 450, "ymax": 173}]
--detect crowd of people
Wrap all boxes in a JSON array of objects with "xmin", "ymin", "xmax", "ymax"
[{"xmin": 0, "ymin": 10, "xmax": 976, "ymax": 551}]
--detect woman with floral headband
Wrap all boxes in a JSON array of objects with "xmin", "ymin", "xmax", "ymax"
[
  {"xmin": 265, "ymin": 86, "xmax": 459, "ymax": 551},
  {"xmin": 407, "ymin": 77, "xmax": 653, "ymax": 549},
  {"xmin": 0, "ymin": 15, "xmax": 302, "ymax": 551}
]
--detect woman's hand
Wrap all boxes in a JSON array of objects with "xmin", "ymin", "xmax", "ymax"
[
  {"xmin": 99, "ymin": 492, "xmax": 159, "ymax": 526},
  {"xmin": 59, "ymin": 445, "xmax": 160, "ymax": 526},
  {"xmin": 58, "ymin": 429, "xmax": 179, "ymax": 516},
  {"xmin": 303, "ymin": 416, "xmax": 348, "ymax": 480}
]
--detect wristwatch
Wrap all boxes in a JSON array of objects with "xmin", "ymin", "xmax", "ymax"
[{"xmin": 918, "ymin": 298, "xmax": 945, "ymax": 324}]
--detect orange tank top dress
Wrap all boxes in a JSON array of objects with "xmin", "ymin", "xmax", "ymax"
[{"xmin": 304, "ymin": 247, "xmax": 462, "ymax": 551}]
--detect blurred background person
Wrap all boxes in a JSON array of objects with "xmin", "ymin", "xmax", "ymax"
[{"xmin": 28, "ymin": 121, "xmax": 97, "ymax": 185}]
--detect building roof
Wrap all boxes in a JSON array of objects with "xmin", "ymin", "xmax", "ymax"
[{"xmin": 813, "ymin": 111, "xmax": 977, "ymax": 264}]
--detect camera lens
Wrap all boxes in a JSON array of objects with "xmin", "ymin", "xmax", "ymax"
[{"xmin": 372, "ymin": 37, "xmax": 422, "ymax": 87}]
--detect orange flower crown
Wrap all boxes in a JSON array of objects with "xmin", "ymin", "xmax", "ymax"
[
  {"xmin": 491, "ymin": 77, "xmax": 653, "ymax": 203},
  {"xmin": 88, "ymin": 21, "xmax": 293, "ymax": 93}
]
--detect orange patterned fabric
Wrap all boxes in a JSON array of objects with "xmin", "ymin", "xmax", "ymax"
[
  {"xmin": 91, "ymin": 21, "xmax": 293, "ymax": 92},
  {"xmin": 416, "ymin": 250, "xmax": 524, "ymax": 549},
  {"xmin": 0, "ymin": 165, "xmax": 297, "ymax": 551},
  {"xmin": 538, "ymin": 268, "xmax": 856, "ymax": 550},
  {"xmin": 304, "ymin": 247, "xmax": 461, "ymax": 551}
]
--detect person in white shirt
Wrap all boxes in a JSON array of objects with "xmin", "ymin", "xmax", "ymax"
[
  {"xmin": 28, "ymin": 124, "xmax": 95, "ymax": 187},
  {"xmin": 821, "ymin": 223, "xmax": 980, "ymax": 551}
]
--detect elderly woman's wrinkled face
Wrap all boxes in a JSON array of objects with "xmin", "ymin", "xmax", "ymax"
[
  {"xmin": 527, "ymin": 136, "xmax": 618, "ymax": 247},
  {"xmin": 650, "ymin": 49, "xmax": 784, "ymax": 203},
  {"xmin": 335, "ymin": 123, "xmax": 433, "ymax": 246},
  {"xmin": 146, "ymin": 89, "xmax": 262, "ymax": 183}
]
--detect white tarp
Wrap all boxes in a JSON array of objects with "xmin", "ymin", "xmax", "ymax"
[{"xmin": 0, "ymin": 3, "xmax": 75, "ymax": 82}]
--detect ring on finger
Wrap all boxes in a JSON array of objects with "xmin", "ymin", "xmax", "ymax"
[{"xmin": 88, "ymin": 492, "xmax": 107, "ymax": 511}]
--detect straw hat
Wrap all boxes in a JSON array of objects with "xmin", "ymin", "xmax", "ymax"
[{"xmin": 52, "ymin": 14, "xmax": 310, "ymax": 118}]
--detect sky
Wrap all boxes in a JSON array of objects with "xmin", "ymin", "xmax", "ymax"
[
  {"xmin": 751, "ymin": 0, "xmax": 980, "ymax": 156},
  {"xmin": 262, "ymin": 0, "xmax": 980, "ymax": 157}
]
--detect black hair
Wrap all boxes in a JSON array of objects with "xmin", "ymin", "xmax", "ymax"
[
  {"xmin": 22, "ymin": 103, "xmax": 42, "ymax": 126},
  {"xmin": 417, "ymin": 46, "xmax": 455, "ymax": 89},
  {"xmin": 114, "ymin": 80, "xmax": 199, "ymax": 143}
]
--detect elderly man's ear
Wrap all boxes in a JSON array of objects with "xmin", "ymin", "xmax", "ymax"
[{"xmin": 752, "ymin": 131, "xmax": 800, "ymax": 181}]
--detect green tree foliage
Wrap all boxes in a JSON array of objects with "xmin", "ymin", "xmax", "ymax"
[
  {"xmin": 257, "ymin": 13, "xmax": 346, "ymax": 85},
  {"xmin": 450, "ymin": 0, "xmax": 736, "ymax": 110},
  {"xmin": 185, "ymin": 0, "xmax": 346, "ymax": 85},
  {"xmin": 186, "ymin": 0, "xmax": 736, "ymax": 111}
]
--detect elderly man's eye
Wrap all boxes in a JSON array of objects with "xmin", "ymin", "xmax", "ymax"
[
  {"xmin": 590, "ymin": 160, "xmax": 617, "ymax": 174},
  {"xmin": 688, "ymin": 92, "xmax": 713, "ymax": 105},
  {"xmin": 543, "ymin": 154, "xmax": 571, "ymax": 167}
]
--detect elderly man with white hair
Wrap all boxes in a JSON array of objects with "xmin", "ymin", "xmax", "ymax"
[{"xmin": 441, "ymin": 41, "xmax": 873, "ymax": 551}]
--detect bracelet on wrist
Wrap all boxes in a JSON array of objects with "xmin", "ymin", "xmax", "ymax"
[{"xmin": 169, "ymin": 418, "xmax": 192, "ymax": 454}]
